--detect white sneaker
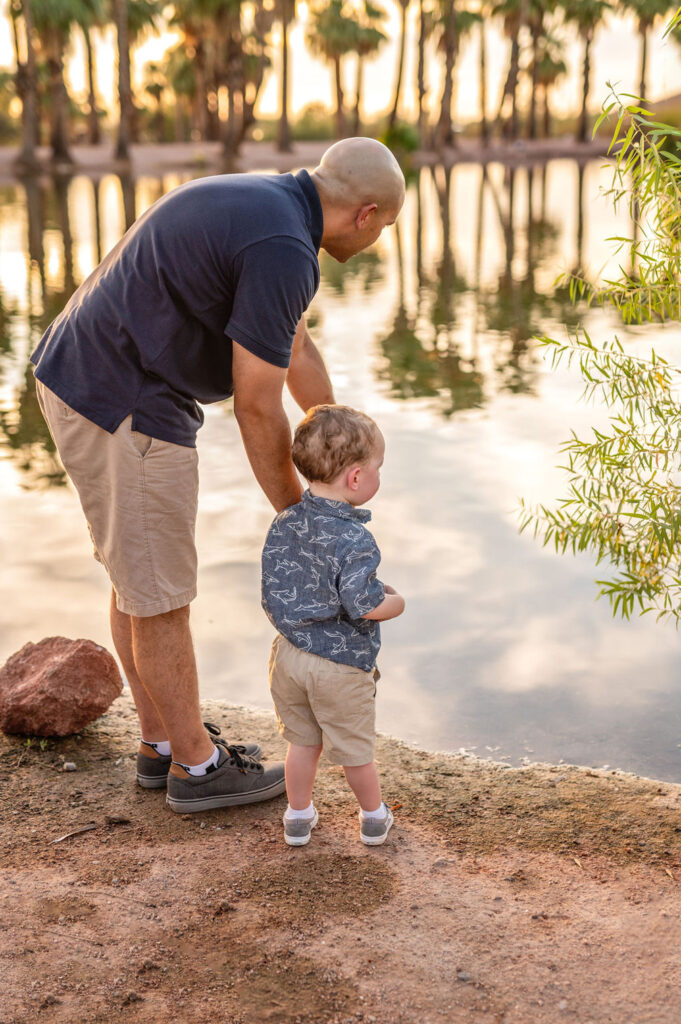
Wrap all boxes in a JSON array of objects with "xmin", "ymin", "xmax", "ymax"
[
  {"xmin": 359, "ymin": 803, "xmax": 394, "ymax": 846},
  {"xmin": 283, "ymin": 808, "xmax": 319, "ymax": 846}
]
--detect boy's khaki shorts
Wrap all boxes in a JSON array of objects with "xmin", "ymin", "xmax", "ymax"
[
  {"xmin": 36, "ymin": 381, "xmax": 199, "ymax": 617},
  {"xmin": 268, "ymin": 633, "xmax": 378, "ymax": 767}
]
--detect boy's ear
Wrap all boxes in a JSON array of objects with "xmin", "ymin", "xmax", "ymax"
[{"xmin": 347, "ymin": 465, "xmax": 362, "ymax": 491}]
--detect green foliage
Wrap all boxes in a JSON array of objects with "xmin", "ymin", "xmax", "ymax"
[
  {"xmin": 520, "ymin": 53, "xmax": 681, "ymax": 624},
  {"xmin": 380, "ymin": 120, "xmax": 420, "ymax": 155}
]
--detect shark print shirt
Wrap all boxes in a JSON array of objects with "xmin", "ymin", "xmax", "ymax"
[{"xmin": 261, "ymin": 490, "xmax": 386, "ymax": 671}]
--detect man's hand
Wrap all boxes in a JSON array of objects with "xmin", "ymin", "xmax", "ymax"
[
  {"xmin": 286, "ymin": 316, "xmax": 335, "ymax": 412},
  {"xmin": 232, "ymin": 341, "xmax": 303, "ymax": 512}
]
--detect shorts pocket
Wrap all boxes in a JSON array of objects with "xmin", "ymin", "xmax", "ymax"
[{"xmin": 131, "ymin": 430, "xmax": 154, "ymax": 458}]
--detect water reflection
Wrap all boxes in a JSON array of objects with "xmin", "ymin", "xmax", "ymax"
[{"xmin": 0, "ymin": 159, "xmax": 606, "ymax": 489}]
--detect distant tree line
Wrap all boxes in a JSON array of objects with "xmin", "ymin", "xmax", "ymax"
[{"xmin": 5, "ymin": 0, "xmax": 681, "ymax": 170}]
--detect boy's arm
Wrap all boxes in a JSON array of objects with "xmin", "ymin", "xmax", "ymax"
[
  {"xmin": 338, "ymin": 539, "xmax": 404, "ymax": 622},
  {"xmin": 362, "ymin": 585, "xmax": 405, "ymax": 622}
]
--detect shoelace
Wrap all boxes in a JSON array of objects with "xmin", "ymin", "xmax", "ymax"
[
  {"xmin": 205, "ymin": 722, "xmax": 260, "ymax": 761},
  {"xmin": 220, "ymin": 743, "xmax": 263, "ymax": 774}
]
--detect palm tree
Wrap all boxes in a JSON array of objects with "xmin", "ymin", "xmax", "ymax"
[
  {"xmin": 526, "ymin": 0, "xmax": 557, "ymax": 139},
  {"xmin": 277, "ymin": 0, "xmax": 296, "ymax": 152},
  {"xmin": 306, "ymin": 0, "xmax": 358, "ymax": 139},
  {"xmin": 388, "ymin": 0, "xmax": 410, "ymax": 128},
  {"xmin": 531, "ymin": 30, "xmax": 566, "ymax": 136},
  {"xmin": 493, "ymin": 0, "xmax": 527, "ymax": 140},
  {"xmin": 78, "ymin": 0, "xmax": 106, "ymax": 144},
  {"xmin": 352, "ymin": 1, "xmax": 388, "ymax": 135},
  {"xmin": 416, "ymin": 0, "xmax": 435, "ymax": 145},
  {"xmin": 10, "ymin": 0, "xmax": 41, "ymax": 172},
  {"xmin": 32, "ymin": 0, "xmax": 91, "ymax": 164},
  {"xmin": 562, "ymin": 0, "xmax": 611, "ymax": 142},
  {"xmin": 433, "ymin": 3, "xmax": 481, "ymax": 151},
  {"xmin": 114, "ymin": 0, "xmax": 161, "ymax": 157},
  {"xmin": 619, "ymin": 0, "xmax": 675, "ymax": 101},
  {"xmin": 113, "ymin": 0, "xmax": 132, "ymax": 158},
  {"xmin": 478, "ymin": 3, "xmax": 489, "ymax": 144}
]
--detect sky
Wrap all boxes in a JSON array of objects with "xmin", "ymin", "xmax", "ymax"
[{"xmin": 1, "ymin": 4, "xmax": 681, "ymax": 123}]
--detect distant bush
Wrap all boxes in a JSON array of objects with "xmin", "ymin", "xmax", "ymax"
[{"xmin": 379, "ymin": 121, "xmax": 420, "ymax": 158}]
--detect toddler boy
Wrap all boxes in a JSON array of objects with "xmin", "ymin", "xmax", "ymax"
[{"xmin": 262, "ymin": 404, "xmax": 405, "ymax": 846}]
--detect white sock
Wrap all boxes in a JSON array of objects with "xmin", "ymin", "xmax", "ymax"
[
  {"xmin": 142, "ymin": 738, "xmax": 171, "ymax": 757},
  {"xmin": 181, "ymin": 745, "xmax": 220, "ymax": 776},
  {"xmin": 360, "ymin": 803, "xmax": 386, "ymax": 820},
  {"xmin": 285, "ymin": 801, "xmax": 315, "ymax": 820}
]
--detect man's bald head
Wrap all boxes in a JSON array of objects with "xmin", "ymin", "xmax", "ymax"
[
  {"xmin": 310, "ymin": 138, "xmax": 406, "ymax": 263},
  {"xmin": 312, "ymin": 137, "xmax": 405, "ymax": 215}
]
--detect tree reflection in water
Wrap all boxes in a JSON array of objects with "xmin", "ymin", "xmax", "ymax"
[{"xmin": 0, "ymin": 160, "xmax": 595, "ymax": 488}]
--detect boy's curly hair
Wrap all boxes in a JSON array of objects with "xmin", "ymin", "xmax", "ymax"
[{"xmin": 292, "ymin": 405, "xmax": 382, "ymax": 484}]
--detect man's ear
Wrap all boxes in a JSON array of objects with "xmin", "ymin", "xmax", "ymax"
[{"xmin": 355, "ymin": 203, "xmax": 378, "ymax": 229}]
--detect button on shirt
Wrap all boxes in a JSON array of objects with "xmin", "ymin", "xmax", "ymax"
[
  {"xmin": 30, "ymin": 170, "xmax": 323, "ymax": 447},
  {"xmin": 261, "ymin": 491, "xmax": 386, "ymax": 672}
]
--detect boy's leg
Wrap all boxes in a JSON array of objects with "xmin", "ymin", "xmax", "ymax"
[
  {"xmin": 343, "ymin": 761, "xmax": 382, "ymax": 813},
  {"xmin": 285, "ymin": 743, "xmax": 323, "ymax": 809}
]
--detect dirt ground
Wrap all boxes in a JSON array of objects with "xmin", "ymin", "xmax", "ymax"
[{"xmin": 2, "ymin": 693, "xmax": 681, "ymax": 1024}]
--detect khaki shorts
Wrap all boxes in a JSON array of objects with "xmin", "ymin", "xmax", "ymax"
[
  {"xmin": 268, "ymin": 633, "xmax": 378, "ymax": 767},
  {"xmin": 36, "ymin": 381, "xmax": 199, "ymax": 617}
]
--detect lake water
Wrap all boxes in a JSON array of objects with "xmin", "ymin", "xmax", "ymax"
[{"xmin": 1, "ymin": 159, "xmax": 680, "ymax": 782}]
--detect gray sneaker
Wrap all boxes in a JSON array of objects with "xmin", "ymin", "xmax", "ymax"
[
  {"xmin": 166, "ymin": 744, "xmax": 286, "ymax": 813},
  {"xmin": 359, "ymin": 804, "xmax": 394, "ymax": 846},
  {"xmin": 136, "ymin": 722, "xmax": 261, "ymax": 789},
  {"xmin": 283, "ymin": 808, "xmax": 319, "ymax": 847}
]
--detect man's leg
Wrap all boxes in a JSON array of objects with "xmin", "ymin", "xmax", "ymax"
[
  {"xmin": 113, "ymin": 596, "xmax": 214, "ymax": 766},
  {"xmin": 109, "ymin": 590, "xmax": 167, "ymax": 741}
]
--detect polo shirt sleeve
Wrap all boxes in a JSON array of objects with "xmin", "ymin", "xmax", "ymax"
[
  {"xmin": 224, "ymin": 237, "xmax": 319, "ymax": 368},
  {"xmin": 338, "ymin": 536, "xmax": 386, "ymax": 620}
]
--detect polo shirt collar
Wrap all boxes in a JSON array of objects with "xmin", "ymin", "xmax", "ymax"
[
  {"xmin": 294, "ymin": 169, "xmax": 324, "ymax": 253},
  {"xmin": 303, "ymin": 488, "xmax": 372, "ymax": 523}
]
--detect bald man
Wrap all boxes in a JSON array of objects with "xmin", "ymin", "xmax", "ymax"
[{"xmin": 31, "ymin": 138, "xmax": 405, "ymax": 813}]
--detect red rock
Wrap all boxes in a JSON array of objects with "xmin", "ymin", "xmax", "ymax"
[{"xmin": 0, "ymin": 637, "xmax": 123, "ymax": 737}]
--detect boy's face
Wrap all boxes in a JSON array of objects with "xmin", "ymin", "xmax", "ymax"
[{"xmin": 348, "ymin": 436, "xmax": 385, "ymax": 506}]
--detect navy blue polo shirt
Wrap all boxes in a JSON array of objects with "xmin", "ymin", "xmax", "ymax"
[{"xmin": 30, "ymin": 170, "xmax": 323, "ymax": 447}]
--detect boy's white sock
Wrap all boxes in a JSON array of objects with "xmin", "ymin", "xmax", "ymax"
[
  {"xmin": 142, "ymin": 738, "xmax": 171, "ymax": 757},
  {"xmin": 360, "ymin": 803, "xmax": 387, "ymax": 820},
  {"xmin": 179, "ymin": 745, "xmax": 220, "ymax": 776},
  {"xmin": 284, "ymin": 801, "xmax": 316, "ymax": 820}
]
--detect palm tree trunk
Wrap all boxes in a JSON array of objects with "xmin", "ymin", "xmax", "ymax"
[
  {"xmin": 434, "ymin": 8, "xmax": 456, "ymax": 151},
  {"xmin": 84, "ymin": 27, "xmax": 101, "ymax": 145},
  {"xmin": 417, "ymin": 0, "xmax": 427, "ymax": 146},
  {"xmin": 577, "ymin": 30, "xmax": 592, "ymax": 143},
  {"xmin": 388, "ymin": 1, "xmax": 408, "ymax": 129},
  {"xmin": 528, "ymin": 27, "xmax": 540, "ymax": 140},
  {"xmin": 352, "ymin": 55, "xmax": 364, "ymax": 136},
  {"xmin": 12, "ymin": 0, "xmax": 41, "ymax": 172},
  {"xmin": 277, "ymin": 15, "xmax": 291, "ymax": 151},
  {"xmin": 193, "ymin": 39, "xmax": 209, "ymax": 141},
  {"xmin": 114, "ymin": 0, "xmax": 132, "ymax": 161},
  {"xmin": 479, "ymin": 19, "xmax": 488, "ymax": 146},
  {"xmin": 46, "ymin": 29, "xmax": 73, "ymax": 165},
  {"xmin": 543, "ymin": 84, "xmax": 550, "ymax": 138},
  {"xmin": 638, "ymin": 20, "xmax": 648, "ymax": 101},
  {"xmin": 333, "ymin": 55, "xmax": 345, "ymax": 139}
]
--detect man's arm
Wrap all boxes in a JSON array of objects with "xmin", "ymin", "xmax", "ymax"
[
  {"xmin": 286, "ymin": 315, "xmax": 335, "ymax": 412},
  {"xmin": 232, "ymin": 341, "xmax": 303, "ymax": 513}
]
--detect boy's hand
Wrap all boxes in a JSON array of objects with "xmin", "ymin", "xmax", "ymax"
[{"xmin": 362, "ymin": 585, "xmax": 405, "ymax": 622}]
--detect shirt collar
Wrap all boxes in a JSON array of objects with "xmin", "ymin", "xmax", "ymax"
[
  {"xmin": 303, "ymin": 488, "xmax": 372, "ymax": 523},
  {"xmin": 294, "ymin": 169, "xmax": 324, "ymax": 253}
]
